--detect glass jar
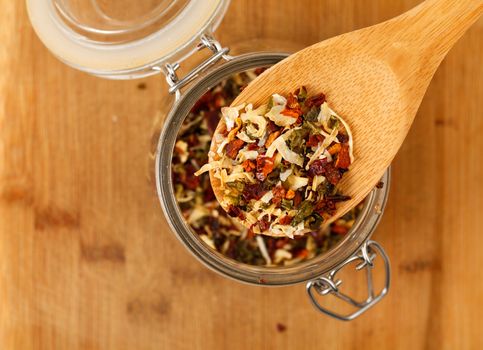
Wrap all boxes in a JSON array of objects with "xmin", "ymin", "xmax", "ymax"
[{"xmin": 27, "ymin": 0, "xmax": 391, "ymax": 321}]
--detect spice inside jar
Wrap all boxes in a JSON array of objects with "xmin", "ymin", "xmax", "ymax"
[{"xmin": 171, "ymin": 68, "xmax": 364, "ymax": 267}]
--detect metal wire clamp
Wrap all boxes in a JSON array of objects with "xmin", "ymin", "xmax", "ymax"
[{"xmin": 306, "ymin": 240, "xmax": 390, "ymax": 321}]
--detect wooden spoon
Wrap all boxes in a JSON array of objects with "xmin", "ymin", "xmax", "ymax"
[{"xmin": 210, "ymin": 0, "xmax": 482, "ymax": 236}]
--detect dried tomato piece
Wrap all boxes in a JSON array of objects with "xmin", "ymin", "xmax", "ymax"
[
  {"xmin": 281, "ymin": 93, "xmax": 303, "ymax": 118},
  {"xmin": 256, "ymin": 155, "xmax": 276, "ymax": 181},
  {"xmin": 335, "ymin": 143, "xmax": 351, "ymax": 169},
  {"xmin": 308, "ymin": 158, "xmax": 328, "ymax": 177},
  {"xmin": 246, "ymin": 227, "xmax": 255, "ymax": 239},
  {"xmin": 205, "ymin": 110, "xmax": 221, "ymax": 134},
  {"xmin": 203, "ymin": 184, "xmax": 216, "ymax": 202},
  {"xmin": 225, "ymin": 139, "xmax": 245, "ymax": 159},
  {"xmin": 305, "ymin": 93, "xmax": 326, "ymax": 108},
  {"xmin": 272, "ymin": 186, "xmax": 286, "ymax": 205},
  {"xmin": 275, "ymin": 237, "xmax": 289, "ymax": 248},
  {"xmin": 243, "ymin": 183, "xmax": 265, "ymax": 201},
  {"xmin": 247, "ymin": 143, "xmax": 258, "ymax": 150},
  {"xmin": 242, "ymin": 159, "xmax": 256, "ymax": 172},
  {"xmin": 190, "ymin": 90, "xmax": 213, "ymax": 113},
  {"xmin": 315, "ymin": 199, "xmax": 336, "ymax": 216},
  {"xmin": 293, "ymin": 191, "xmax": 303, "ymax": 208},
  {"xmin": 258, "ymin": 218, "xmax": 270, "ymax": 232},
  {"xmin": 181, "ymin": 163, "xmax": 200, "ymax": 190},
  {"xmin": 307, "ymin": 134, "xmax": 324, "ymax": 147},
  {"xmin": 331, "ymin": 225, "xmax": 349, "ymax": 235},
  {"xmin": 337, "ymin": 133, "xmax": 349, "ymax": 143},
  {"xmin": 279, "ymin": 215, "xmax": 293, "ymax": 225},
  {"xmin": 324, "ymin": 163, "xmax": 342, "ymax": 185},
  {"xmin": 227, "ymin": 205, "xmax": 242, "ymax": 218}
]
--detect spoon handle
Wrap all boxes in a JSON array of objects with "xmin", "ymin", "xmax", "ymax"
[{"xmin": 400, "ymin": 0, "xmax": 482, "ymax": 57}]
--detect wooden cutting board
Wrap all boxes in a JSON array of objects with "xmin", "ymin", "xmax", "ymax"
[{"xmin": 0, "ymin": 1, "xmax": 482, "ymax": 349}]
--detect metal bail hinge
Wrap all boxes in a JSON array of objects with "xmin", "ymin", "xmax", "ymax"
[
  {"xmin": 161, "ymin": 34, "xmax": 230, "ymax": 98},
  {"xmin": 306, "ymin": 240, "xmax": 391, "ymax": 321}
]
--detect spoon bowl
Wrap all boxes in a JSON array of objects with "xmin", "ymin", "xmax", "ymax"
[{"xmin": 210, "ymin": 0, "xmax": 482, "ymax": 236}]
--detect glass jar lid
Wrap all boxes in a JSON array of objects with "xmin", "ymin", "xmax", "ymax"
[{"xmin": 26, "ymin": 0, "xmax": 230, "ymax": 78}]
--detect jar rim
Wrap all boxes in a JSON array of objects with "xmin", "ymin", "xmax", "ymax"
[{"xmin": 156, "ymin": 52, "xmax": 391, "ymax": 286}]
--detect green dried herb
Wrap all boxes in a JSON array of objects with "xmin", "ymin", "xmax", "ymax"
[
  {"xmin": 226, "ymin": 181, "xmax": 245, "ymax": 192},
  {"xmin": 287, "ymin": 128, "xmax": 309, "ymax": 153},
  {"xmin": 281, "ymin": 199, "xmax": 293, "ymax": 210},
  {"xmin": 305, "ymin": 106, "xmax": 320, "ymax": 122},
  {"xmin": 291, "ymin": 201, "xmax": 314, "ymax": 226},
  {"xmin": 307, "ymin": 213, "xmax": 324, "ymax": 230},
  {"xmin": 267, "ymin": 96, "xmax": 274, "ymax": 110},
  {"xmin": 297, "ymin": 86, "xmax": 308, "ymax": 101}
]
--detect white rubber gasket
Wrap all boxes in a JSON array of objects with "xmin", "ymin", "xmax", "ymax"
[{"xmin": 26, "ymin": 0, "xmax": 227, "ymax": 73}]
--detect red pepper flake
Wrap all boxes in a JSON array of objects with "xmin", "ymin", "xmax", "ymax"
[
  {"xmin": 331, "ymin": 224, "xmax": 349, "ymax": 235},
  {"xmin": 286, "ymin": 93, "xmax": 300, "ymax": 109},
  {"xmin": 242, "ymin": 159, "xmax": 256, "ymax": 172},
  {"xmin": 337, "ymin": 133, "xmax": 349, "ymax": 143},
  {"xmin": 227, "ymin": 205, "xmax": 244, "ymax": 220},
  {"xmin": 266, "ymin": 120, "xmax": 281, "ymax": 134},
  {"xmin": 258, "ymin": 277, "xmax": 267, "ymax": 284},
  {"xmin": 335, "ymin": 143, "xmax": 351, "ymax": 169},
  {"xmin": 275, "ymin": 238, "xmax": 289, "ymax": 248},
  {"xmin": 305, "ymin": 93, "xmax": 326, "ymax": 108},
  {"xmin": 205, "ymin": 110, "xmax": 221, "ymax": 135},
  {"xmin": 254, "ymin": 67, "xmax": 267, "ymax": 75},
  {"xmin": 190, "ymin": 90, "xmax": 213, "ymax": 113},
  {"xmin": 186, "ymin": 133, "xmax": 199, "ymax": 147},
  {"xmin": 281, "ymin": 93, "xmax": 303, "ymax": 118},
  {"xmin": 258, "ymin": 218, "xmax": 270, "ymax": 232},
  {"xmin": 272, "ymin": 186, "xmax": 286, "ymax": 205},
  {"xmin": 293, "ymin": 191, "xmax": 302, "ymax": 208},
  {"xmin": 279, "ymin": 215, "xmax": 293, "ymax": 225},
  {"xmin": 307, "ymin": 134, "xmax": 324, "ymax": 147},
  {"xmin": 285, "ymin": 189, "xmax": 295, "ymax": 199},
  {"xmin": 213, "ymin": 92, "xmax": 225, "ymax": 109},
  {"xmin": 296, "ymin": 249, "xmax": 309, "ymax": 259},
  {"xmin": 256, "ymin": 155, "xmax": 276, "ymax": 181},
  {"xmin": 225, "ymin": 139, "xmax": 245, "ymax": 159},
  {"xmin": 281, "ymin": 108, "xmax": 301, "ymax": 118},
  {"xmin": 179, "ymin": 163, "xmax": 200, "ymax": 190},
  {"xmin": 327, "ymin": 143, "xmax": 341, "ymax": 155},
  {"xmin": 276, "ymin": 323, "xmax": 287, "ymax": 333},
  {"xmin": 203, "ymin": 185, "xmax": 216, "ymax": 202}
]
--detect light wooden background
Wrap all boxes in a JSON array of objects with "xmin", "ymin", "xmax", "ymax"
[{"xmin": 0, "ymin": 1, "xmax": 482, "ymax": 349}]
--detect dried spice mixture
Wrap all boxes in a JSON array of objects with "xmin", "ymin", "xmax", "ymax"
[{"xmin": 172, "ymin": 69, "xmax": 362, "ymax": 266}]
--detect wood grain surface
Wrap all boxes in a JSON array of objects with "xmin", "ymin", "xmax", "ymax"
[{"xmin": 0, "ymin": 0, "xmax": 482, "ymax": 349}]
